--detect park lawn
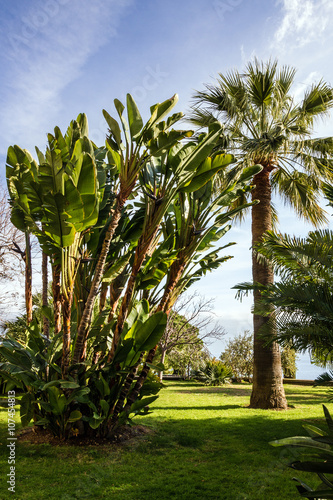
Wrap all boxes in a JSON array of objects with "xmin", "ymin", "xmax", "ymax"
[{"xmin": 0, "ymin": 381, "xmax": 330, "ymax": 500}]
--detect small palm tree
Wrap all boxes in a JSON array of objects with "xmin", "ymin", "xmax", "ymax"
[
  {"xmin": 190, "ymin": 59, "xmax": 333, "ymax": 408},
  {"xmin": 244, "ymin": 228, "xmax": 333, "ymax": 361}
]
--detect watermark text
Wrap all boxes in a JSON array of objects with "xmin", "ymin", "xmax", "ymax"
[{"xmin": 7, "ymin": 390, "xmax": 16, "ymax": 493}]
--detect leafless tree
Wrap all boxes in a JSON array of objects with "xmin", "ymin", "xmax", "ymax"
[
  {"xmin": 0, "ymin": 183, "xmax": 25, "ymax": 280},
  {"xmin": 0, "ymin": 183, "xmax": 41, "ymax": 324},
  {"xmin": 158, "ymin": 292, "xmax": 226, "ymax": 380}
]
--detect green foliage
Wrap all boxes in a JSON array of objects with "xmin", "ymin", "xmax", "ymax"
[
  {"xmin": 0, "ymin": 311, "xmax": 167, "ymax": 438},
  {"xmin": 2, "ymin": 93, "xmax": 258, "ymax": 438},
  {"xmin": 0, "ymin": 324, "xmax": 79, "ymax": 438},
  {"xmin": 220, "ymin": 331, "xmax": 253, "ymax": 382},
  {"xmin": 270, "ymin": 404, "xmax": 333, "ymax": 499},
  {"xmin": 166, "ymin": 343, "xmax": 209, "ymax": 379},
  {"xmin": 1, "ymin": 315, "xmax": 30, "ymax": 346},
  {"xmin": 281, "ymin": 343, "xmax": 298, "ymax": 378},
  {"xmin": 190, "ymin": 59, "xmax": 333, "ymax": 227},
  {"xmin": 220, "ymin": 332, "xmax": 297, "ymax": 381},
  {"xmin": 236, "ymin": 229, "xmax": 333, "ymax": 361},
  {"xmin": 195, "ymin": 358, "xmax": 233, "ymax": 386}
]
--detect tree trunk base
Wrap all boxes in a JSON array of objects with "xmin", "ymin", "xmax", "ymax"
[{"xmin": 249, "ymin": 390, "xmax": 288, "ymax": 410}]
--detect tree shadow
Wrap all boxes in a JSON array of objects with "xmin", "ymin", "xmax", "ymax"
[
  {"xmin": 130, "ymin": 412, "xmax": 328, "ymax": 499},
  {"xmin": 153, "ymin": 404, "xmax": 242, "ymax": 411},
  {"xmin": 287, "ymin": 393, "xmax": 330, "ymax": 405},
  {"xmin": 176, "ymin": 387, "xmax": 252, "ymax": 396}
]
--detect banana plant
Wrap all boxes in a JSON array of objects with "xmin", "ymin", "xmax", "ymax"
[
  {"xmin": 0, "ymin": 321, "xmax": 84, "ymax": 439},
  {"xmin": 72, "ymin": 93, "xmax": 193, "ymax": 365},
  {"xmin": 3, "ymin": 93, "xmax": 263, "ymax": 438},
  {"xmin": 5, "ymin": 148, "xmax": 37, "ymax": 325},
  {"xmin": 6, "ymin": 115, "xmax": 104, "ymax": 376},
  {"xmin": 107, "ymin": 121, "xmax": 228, "ymax": 363},
  {"xmin": 118, "ymin": 162, "xmax": 262, "ymax": 418}
]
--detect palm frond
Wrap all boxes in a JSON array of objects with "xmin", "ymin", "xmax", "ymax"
[
  {"xmin": 218, "ymin": 70, "xmax": 248, "ymax": 114},
  {"xmin": 276, "ymin": 65, "xmax": 297, "ymax": 98},
  {"xmin": 188, "ymin": 107, "xmax": 221, "ymax": 129},
  {"xmin": 314, "ymin": 370, "xmax": 333, "ymax": 387},
  {"xmin": 274, "ymin": 169, "xmax": 328, "ymax": 227},
  {"xmin": 323, "ymin": 183, "xmax": 333, "ymax": 207},
  {"xmin": 239, "ymin": 229, "xmax": 333, "ymax": 357},
  {"xmin": 256, "ymin": 230, "xmax": 333, "ymax": 280},
  {"xmin": 190, "ymin": 60, "xmax": 333, "ymax": 232},
  {"xmin": 245, "ymin": 58, "xmax": 278, "ymax": 108},
  {"xmin": 298, "ymin": 80, "xmax": 333, "ymax": 122},
  {"xmin": 302, "ymin": 137, "xmax": 333, "ymax": 155}
]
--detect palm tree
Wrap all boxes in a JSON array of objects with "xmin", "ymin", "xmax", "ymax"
[{"xmin": 190, "ymin": 59, "xmax": 333, "ymax": 408}]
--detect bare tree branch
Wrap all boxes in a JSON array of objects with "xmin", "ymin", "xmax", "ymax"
[
  {"xmin": 0, "ymin": 183, "xmax": 25, "ymax": 279},
  {"xmin": 158, "ymin": 292, "xmax": 227, "ymax": 380}
]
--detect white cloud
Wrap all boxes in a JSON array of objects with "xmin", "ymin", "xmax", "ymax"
[
  {"xmin": 240, "ymin": 45, "xmax": 257, "ymax": 68},
  {"xmin": 292, "ymin": 70, "xmax": 321, "ymax": 102},
  {"xmin": 273, "ymin": 0, "xmax": 333, "ymax": 50},
  {"xmin": 0, "ymin": 0, "xmax": 132, "ymax": 154}
]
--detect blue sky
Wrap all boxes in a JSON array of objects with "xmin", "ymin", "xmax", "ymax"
[{"xmin": 1, "ymin": 0, "xmax": 333, "ymax": 377}]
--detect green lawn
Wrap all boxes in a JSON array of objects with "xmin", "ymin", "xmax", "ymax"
[{"xmin": 0, "ymin": 381, "xmax": 330, "ymax": 500}]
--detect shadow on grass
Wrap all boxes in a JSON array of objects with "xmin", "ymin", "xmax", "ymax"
[
  {"xmin": 0, "ymin": 392, "xmax": 329, "ymax": 499},
  {"xmin": 153, "ymin": 404, "xmax": 242, "ymax": 411},
  {"xmin": 163, "ymin": 381, "xmax": 202, "ymax": 388},
  {"xmin": 288, "ymin": 394, "xmax": 329, "ymax": 406},
  {"xmin": 130, "ymin": 412, "xmax": 327, "ymax": 500},
  {"xmin": 11, "ymin": 414, "xmax": 322, "ymax": 499},
  {"xmin": 166, "ymin": 382, "xmax": 328, "ymax": 407},
  {"xmin": 175, "ymin": 387, "xmax": 252, "ymax": 396}
]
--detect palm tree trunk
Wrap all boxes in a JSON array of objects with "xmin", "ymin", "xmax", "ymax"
[
  {"xmin": 42, "ymin": 251, "xmax": 49, "ymax": 339},
  {"xmin": 24, "ymin": 231, "xmax": 33, "ymax": 325},
  {"xmin": 250, "ymin": 167, "xmax": 287, "ymax": 409}
]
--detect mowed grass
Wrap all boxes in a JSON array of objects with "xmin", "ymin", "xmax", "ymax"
[{"xmin": 0, "ymin": 381, "xmax": 330, "ymax": 500}]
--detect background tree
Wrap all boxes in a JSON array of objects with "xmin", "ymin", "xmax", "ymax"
[
  {"xmin": 0, "ymin": 291, "xmax": 52, "ymax": 344},
  {"xmin": 220, "ymin": 331, "xmax": 253, "ymax": 382},
  {"xmin": 220, "ymin": 331, "xmax": 297, "ymax": 382},
  {"xmin": 190, "ymin": 59, "xmax": 333, "ymax": 409},
  {"xmin": 0, "ymin": 182, "xmax": 36, "ymax": 323},
  {"xmin": 166, "ymin": 342, "xmax": 210, "ymax": 379},
  {"xmin": 280, "ymin": 344, "xmax": 297, "ymax": 378},
  {"xmin": 158, "ymin": 293, "xmax": 225, "ymax": 380},
  {"xmin": 0, "ymin": 182, "xmax": 25, "ymax": 280}
]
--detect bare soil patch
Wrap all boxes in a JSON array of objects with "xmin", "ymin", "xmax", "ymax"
[{"xmin": 17, "ymin": 424, "xmax": 153, "ymax": 447}]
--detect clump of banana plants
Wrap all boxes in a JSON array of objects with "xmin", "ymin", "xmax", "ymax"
[
  {"xmin": 1, "ymin": 93, "xmax": 261, "ymax": 439},
  {"xmin": 270, "ymin": 404, "xmax": 333, "ymax": 499}
]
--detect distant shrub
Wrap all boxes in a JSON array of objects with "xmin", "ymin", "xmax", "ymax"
[{"xmin": 195, "ymin": 358, "xmax": 233, "ymax": 386}]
